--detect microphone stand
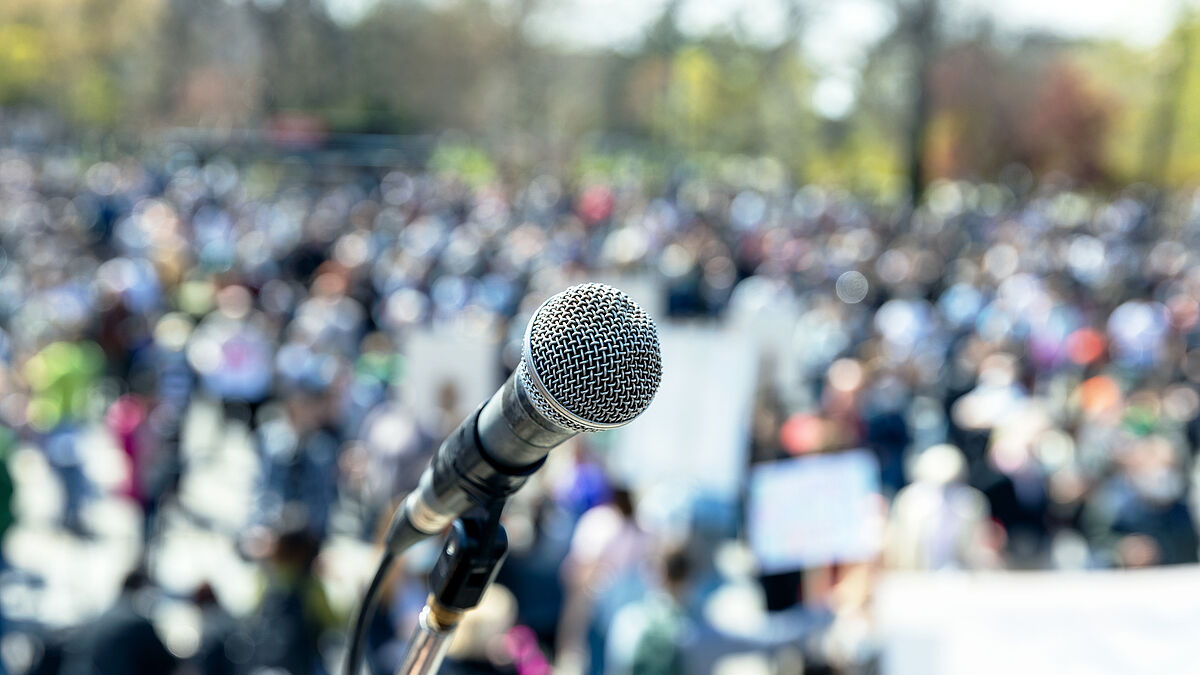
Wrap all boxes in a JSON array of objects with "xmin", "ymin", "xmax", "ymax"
[{"xmin": 395, "ymin": 502, "xmax": 509, "ymax": 675}]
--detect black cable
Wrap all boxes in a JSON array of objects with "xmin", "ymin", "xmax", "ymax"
[
  {"xmin": 344, "ymin": 550, "xmax": 394, "ymax": 675},
  {"xmin": 344, "ymin": 515, "xmax": 429, "ymax": 675}
]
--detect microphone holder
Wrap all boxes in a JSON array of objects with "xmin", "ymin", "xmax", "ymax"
[{"xmin": 395, "ymin": 502, "xmax": 509, "ymax": 675}]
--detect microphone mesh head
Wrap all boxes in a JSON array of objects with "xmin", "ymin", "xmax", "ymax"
[{"xmin": 519, "ymin": 283, "xmax": 662, "ymax": 432}]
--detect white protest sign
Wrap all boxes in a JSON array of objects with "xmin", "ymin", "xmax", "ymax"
[
  {"xmin": 748, "ymin": 450, "xmax": 884, "ymax": 573},
  {"xmin": 401, "ymin": 324, "xmax": 498, "ymax": 432},
  {"xmin": 609, "ymin": 325, "xmax": 757, "ymax": 498}
]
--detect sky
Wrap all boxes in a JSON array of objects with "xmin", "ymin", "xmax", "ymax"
[
  {"xmin": 322, "ymin": 0, "xmax": 1187, "ymax": 54},
  {"xmin": 518, "ymin": 0, "xmax": 1184, "ymax": 52},
  {"xmin": 323, "ymin": 0, "xmax": 1185, "ymax": 50}
]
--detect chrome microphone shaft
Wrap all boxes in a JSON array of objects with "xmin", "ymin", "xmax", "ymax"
[{"xmin": 395, "ymin": 605, "xmax": 457, "ymax": 675}]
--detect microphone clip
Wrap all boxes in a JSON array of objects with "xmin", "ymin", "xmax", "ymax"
[{"xmin": 428, "ymin": 504, "xmax": 509, "ymax": 615}]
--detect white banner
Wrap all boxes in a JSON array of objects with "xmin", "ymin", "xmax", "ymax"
[{"xmin": 877, "ymin": 567, "xmax": 1200, "ymax": 675}]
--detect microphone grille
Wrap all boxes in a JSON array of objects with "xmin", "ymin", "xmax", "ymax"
[{"xmin": 520, "ymin": 283, "xmax": 662, "ymax": 432}]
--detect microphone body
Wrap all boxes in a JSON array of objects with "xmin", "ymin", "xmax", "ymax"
[
  {"xmin": 394, "ymin": 371, "xmax": 573, "ymax": 541},
  {"xmin": 386, "ymin": 282, "xmax": 663, "ymax": 548}
]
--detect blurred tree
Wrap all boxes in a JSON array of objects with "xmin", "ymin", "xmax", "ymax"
[
  {"xmin": 0, "ymin": 0, "xmax": 163, "ymax": 127},
  {"xmin": 1149, "ymin": 12, "xmax": 1200, "ymax": 185},
  {"xmin": 632, "ymin": 7, "xmax": 818, "ymax": 165},
  {"xmin": 901, "ymin": 0, "xmax": 937, "ymax": 207},
  {"xmin": 345, "ymin": 0, "xmax": 509, "ymax": 133},
  {"xmin": 1059, "ymin": 38, "xmax": 1154, "ymax": 185},
  {"xmin": 1077, "ymin": 13, "xmax": 1200, "ymax": 186},
  {"xmin": 3, "ymin": 0, "xmax": 1199, "ymax": 192},
  {"xmin": 0, "ymin": 22, "xmax": 50, "ymax": 103},
  {"xmin": 158, "ymin": 0, "xmax": 262, "ymax": 127},
  {"xmin": 924, "ymin": 36, "xmax": 1019, "ymax": 181},
  {"xmin": 255, "ymin": 0, "xmax": 350, "ymax": 122},
  {"xmin": 758, "ymin": 0, "xmax": 815, "ymax": 181},
  {"xmin": 1024, "ymin": 60, "xmax": 1115, "ymax": 184},
  {"xmin": 925, "ymin": 36, "xmax": 1117, "ymax": 185}
]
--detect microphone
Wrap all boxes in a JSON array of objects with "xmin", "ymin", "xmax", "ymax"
[{"xmin": 386, "ymin": 282, "xmax": 663, "ymax": 548}]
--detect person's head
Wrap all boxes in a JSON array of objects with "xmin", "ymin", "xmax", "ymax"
[
  {"xmin": 436, "ymin": 379, "xmax": 460, "ymax": 414},
  {"xmin": 311, "ymin": 270, "xmax": 348, "ymax": 299},
  {"xmin": 285, "ymin": 389, "xmax": 328, "ymax": 429},
  {"xmin": 121, "ymin": 569, "xmax": 152, "ymax": 595},
  {"xmin": 215, "ymin": 284, "xmax": 253, "ymax": 320},
  {"xmin": 1120, "ymin": 435, "xmax": 1185, "ymax": 504},
  {"xmin": 192, "ymin": 583, "xmax": 219, "ymax": 608},
  {"xmin": 910, "ymin": 443, "xmax": 967, "ymax": 485},
  {"xmin": 661, "ymin": 546, "xmax": 690, "ymax": 597},
  {"xmin": 272, "ymin": 522, "xmax": 321, "ymax": 574},
  {"xmin": 611, "ymin": 487, "xmax": 636, "ymax": 519}
]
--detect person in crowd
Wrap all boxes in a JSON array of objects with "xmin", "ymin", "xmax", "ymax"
[
  {"xmin": 255, "ymin": 387, "xmax": 343, "ymax": 540},
  {"xmin": 495, "ymin": 495, "xmax": 570, "ymax": 653},
  {"xmin": 187, "ymin": 284, "xmax": 274, "ymax": 428},
  {"xmin": 886, "ymin": 443, "xmax": 999, "ymax": 570},
  {"xmin": 249, "ymin": 523, "xmax": 338, "ymax": 675},
  {"xmin": 557, "ymin": 488, "xmax": 649, "ymax": 675},
  {"xmin": 189, "ymin": 583, "xmax": 246, "ymax": 675},
  {"xmin": 5, "ymin": 142, "xmax": 1200, "ymax": 675},
  {"xmin": 1083, "ymin": 434, "xmax": 1199, "ymax": 567},
  {"xmin": 23, "ymin": 336, "xmax": 105, "ymax": 534},
  {"xmin": 64, "ymin": 570, "xmax": 178, "ymax": 675},
  {"xmin": 625, "ymin": 547, "xmax": 693, "ymax": 675}
]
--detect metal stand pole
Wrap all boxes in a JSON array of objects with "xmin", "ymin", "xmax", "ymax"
[{"xmin": 395, "ymin": 504, "xmax": 509, "ymax": 675}]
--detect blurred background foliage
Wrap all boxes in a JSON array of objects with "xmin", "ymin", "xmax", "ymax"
[{"xmin": 3, "ymin": 0, "xmax": 1200, "ymax": 195}]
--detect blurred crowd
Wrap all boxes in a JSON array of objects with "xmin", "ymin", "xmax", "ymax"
[{"xmin": 1, "ymin": 141, "xmax": 1200, "ymax": 675}]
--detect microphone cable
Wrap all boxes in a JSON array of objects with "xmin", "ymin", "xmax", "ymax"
[
  {"xmin": 344, "ymin": 550, "xmax": 394, "ymax": 675},
  {"xmin": 344, "ymin": 515, "xmax": 427, "ymax": 675}
]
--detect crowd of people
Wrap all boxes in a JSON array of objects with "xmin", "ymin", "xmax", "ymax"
[{"xmin": 1, "ymin": 139, "xmax": 1199, "ymax": 674}]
